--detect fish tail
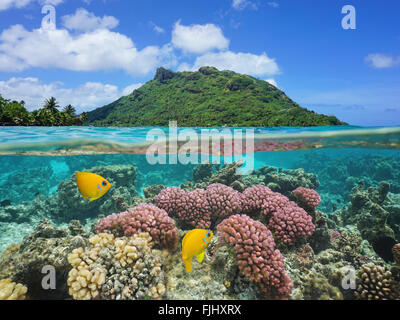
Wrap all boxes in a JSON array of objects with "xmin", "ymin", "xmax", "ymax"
[{"xmin": 183, "ymin": 260, "xmax": 192, "ymax": 273}]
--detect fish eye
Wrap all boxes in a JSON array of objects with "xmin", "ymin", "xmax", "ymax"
[
  {"xmin": 206, "ymin": 232, "xmax": 211, "ymax": 238},
  {"xmin": 101, "ymin": 180, "xmax": 108, "ymax": 187}
]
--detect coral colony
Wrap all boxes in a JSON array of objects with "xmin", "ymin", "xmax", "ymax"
[{"xmin": 0, "ymin": 160, "xmax": 399, "ymax": 300}]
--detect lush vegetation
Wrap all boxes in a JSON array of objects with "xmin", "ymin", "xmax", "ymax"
[
  {"xmin": 0, "ymin": 95, "xmax": 87, "ymax": 126},
  {"xmin": 86, "ymin": 67, "xmax": 347, "ymax": 127}
]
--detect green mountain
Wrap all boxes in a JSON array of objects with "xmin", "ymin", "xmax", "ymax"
[{"xmin": 86, "ymin": 67, "xmax": 346, "ymax": 127}]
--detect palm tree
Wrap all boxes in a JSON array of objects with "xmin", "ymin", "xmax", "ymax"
[
  {"xmin": 43, "ymin": 97, "xmax": 60, "ymax": 113},
  {"xmin": 62, "ymin": 104, "xmax": 76, "ymax": 117}
]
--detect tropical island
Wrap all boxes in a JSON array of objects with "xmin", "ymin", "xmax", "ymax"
[
  {"xmin": 0, "ymin": 95, "xmax": 87, "ymax": 126},
  {"xmin": 1, "ymin": 67, "xmax": 346, "ymax": 127}
]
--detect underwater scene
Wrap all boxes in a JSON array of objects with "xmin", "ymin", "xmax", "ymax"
[{"xmin": 0, "ymin": 125, "xmax": 400, "ymax": 300}]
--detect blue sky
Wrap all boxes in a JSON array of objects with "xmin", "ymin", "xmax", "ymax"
[{"xmin": 0, "ymin": 0, "xmax": 399, "ymax": 126}]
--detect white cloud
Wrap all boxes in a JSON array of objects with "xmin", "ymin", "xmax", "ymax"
[
  {"xmin": 0, "ymin": 77, "xmax": 143, "ymax": 113},
  {"xmin": 365, "ymin": 53, "xmax": 400, "ymax": 69},
  {"xmin": 62, "ymin": 8, "xmax": 119, "ymax": 31},
  {"xmin": 183, "ymin": 51, "xmax": 280, "ymax": 77},
  {"xmin": 0, "ymin": 0, "xmax": 62, "ymax": 11},
  {"xmin": 264, "ymin": 78, "xmax": 278, "ymax": 87},
  {"xmin": 122, "ymin": 83, "xmax": 143, "ymax": 96},
  {"xmin": 0, "ymin": 0, "xmax": 33, "ymax": 11},
  {"xmin": 267, "ymin": 2, "xmax": 279, "ymax": 8},
  {"xmin": 0, "ymin": 24, "xmax": 176, "ymax": 75},
  {"xmin": 171, "ymin": 21, "xmax": 229, "ymax": 54},
  {"xmin": 149, "ymin": 21, "xmax": 165, "ymax": 34},
  {"xmin": 39, "ymin": 0, "xmax": 63, "ymax": 5},
  {"xmin": 232, "ymin": 0, "xmax": 257, "ymax": 11}
]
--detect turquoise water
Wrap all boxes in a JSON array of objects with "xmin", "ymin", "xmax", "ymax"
[{"xmin": 0, "ymin": 125, "xmax": 399, "ymax": 300}]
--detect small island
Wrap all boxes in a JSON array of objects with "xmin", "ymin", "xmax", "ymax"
[{"xmin": 1, "ymin": 67, "xmax": 346, "ymax": 127}]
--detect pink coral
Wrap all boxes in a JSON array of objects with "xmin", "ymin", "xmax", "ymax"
[
  {"xmin": 217, "ymin": 214, "xmax": 293, "ymax": 299},
  {"xmin": 268, "ymin": 202, "xmax": 315, "ymax": 245},
  {"xmin": 154, "ymin": 184, "xmax": 316, "ymax": 244},
  {"xmin": 96, "ymin": 203, "xmax": 178, "ymax": 249},
  {"xmin": 241, "ymin": 185, "xmax": 274, "ymax": 214},
  {"xmin": 261, "ymin": 192, "xmax": 291, "ymax": 216},
  {"xmin": 155, "ymin": 184, "xmax": 244, "ymax": 228},
  {"xmin": 293, "ymin": 187, "xmax": 321, "ymax": 209},
  {"xmin": 154, "ymin": 187, "xmax": 187, "ymax": 218},
  {"xmin": 206, "ymin": 183, "xmax": 243, "ymax": 220},
  {"xmin": 181, "ymin": 189, "xmax": 212, "ymax": 228}
]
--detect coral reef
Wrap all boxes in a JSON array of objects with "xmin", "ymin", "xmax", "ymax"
[
  {"xmin": 67, "ymin": 232, "xmax": 166, "ymax": 300},
  {"xmin": 217, "ymin": 214, "xmax": 293, "ymax": 299},
  {"xmin": 0, "ymin": 278, "xmax": 27, "ymax": 300},
  {"xmin": 329, "ymin": 181, "xmax": 397, "ymax": 261},
  {"xmin": 245, "ymin": 165, "xmax": 319, "ymax": 197},
  {"xmin": 268, "ymin": 204, "xmax": 315, "ymax": 245},
  {"xmin": 1, "ymin": 153, "xmax": 399, "ymax": 301},
  {"xmin": 189, "ymin": 162, "xmax": 245, "ymax": 191},
  {"xmin": 0, "ymin": 219, "xmax": 89, "ymax": 299},
  {"xmin": 96, "ymin": 203, "xmax": 179, "ymax": 250},
  {"xmin": 293, "ymin": 187, "xmax": 321, "ymax": 210},
  {"xmin": 355, "ymin": 263, "xmax": 398, "ymax": 300},
  {"xmin": 295, "ymin": 152, "xmax": 400, "ymax": 213},
  {"xmin": 155, "ymin": 183, "xmax": 315, "ymax": 245},
  {"xmin": 56, "ymin": 164, "xmax": 138, "ymax": 220}
]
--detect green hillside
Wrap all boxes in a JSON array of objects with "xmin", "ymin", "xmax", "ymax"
[{"xmin": 86, "ymin": 67, "xmax": 346, "ymax": 127}]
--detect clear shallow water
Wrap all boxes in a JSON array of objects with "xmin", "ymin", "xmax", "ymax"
[
  {"xmin": 1, "ymin": 125, "xmax": 400, "ymax": 155},
  {"xmin": 0, "ymin": 125, "xmax": 399, "ymax": 300}
]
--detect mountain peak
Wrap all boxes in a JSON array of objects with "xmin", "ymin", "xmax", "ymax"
[{"xmin": 87, "ymin": 67, "xmax": 346, "ymax": 127}]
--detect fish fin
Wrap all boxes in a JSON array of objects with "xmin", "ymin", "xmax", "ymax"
[
  {"xmin": 89, "ymin": 195, "xmax": 101, "ymax": 202},
  {"xmin": 197, "ymin": 249, "xmax": 205, "ymax": 263},
  {"xmin": 183, "ymin": 259, "xmax": 192, "ymax": 273}
]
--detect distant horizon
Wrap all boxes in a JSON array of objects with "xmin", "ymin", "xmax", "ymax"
[{"xmin": 0, "ymin": 0, "xmax": 399, "ymax": 126}]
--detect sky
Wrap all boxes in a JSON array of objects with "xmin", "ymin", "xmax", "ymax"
[{"xmin": 0, "ymin": 0, "xmax": 399, "ymax": 126}]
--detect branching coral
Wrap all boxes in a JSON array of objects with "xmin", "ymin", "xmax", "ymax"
[
  {"xmin": 96, "ymin": 203, "xmax": 178, "ymax": 250},
  {"xmin": 355, "ymin": 263, "xmax": 398, "ymax": 300},
  {"xmin": 268, "ymin": 203, "xmax": 315, "ymax": 245},
  {"xmin": 217, "ymin": 214, "xmax": 293, "ymax": 299},
  {"xmin": 67, "ymin": 233, "xmax": 166, "ymax": 300},
  {"xmin": 206, "ymin": 183, "xmax": 243, "ymax": 220},
  {"xmin": 293, "ymin": 187, "xmax": 321, "ymax": 210},
  {"xmin": 0, "ymin": 278, "xmax": 27, "ymax": 300},
  {"xmin": 155, "ymin": 184, "xmax": 315, "ymax": 245},
  {"xmin": 67, "ymin": 242, "xmax": 107, "ymax": 300},
  {"xmin": 241, "ymin": 185, "xmax": 274, "ymax": 214}
]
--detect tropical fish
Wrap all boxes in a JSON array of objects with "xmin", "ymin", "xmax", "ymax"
[
  {"xmin": 182, "ymin": 229, "xmax": 214, "ymax": 273},
  {"xmin": 76, "ymin": 172, "xmax": 112, "ymax": 202}
]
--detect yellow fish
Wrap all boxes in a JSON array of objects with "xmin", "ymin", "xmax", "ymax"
[
  {"xmin": 76, "ymin": 172, "xmax": 112, "ymax": 202},
  {"xmin": 182, "ymin": 229, "xmax": 214, "ymax": 273}
]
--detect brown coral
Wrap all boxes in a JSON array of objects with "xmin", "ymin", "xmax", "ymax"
[
  {"xmin": 393, "ymin": 244, "xmax": 400, "ymax": 265},
  {"xmin": 66, "ymin": 233, "xmax": 166, "ymax": 300},
  {"xmin": 355, "ymin": 263, "xmax": 398, "ymax": 300}
]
